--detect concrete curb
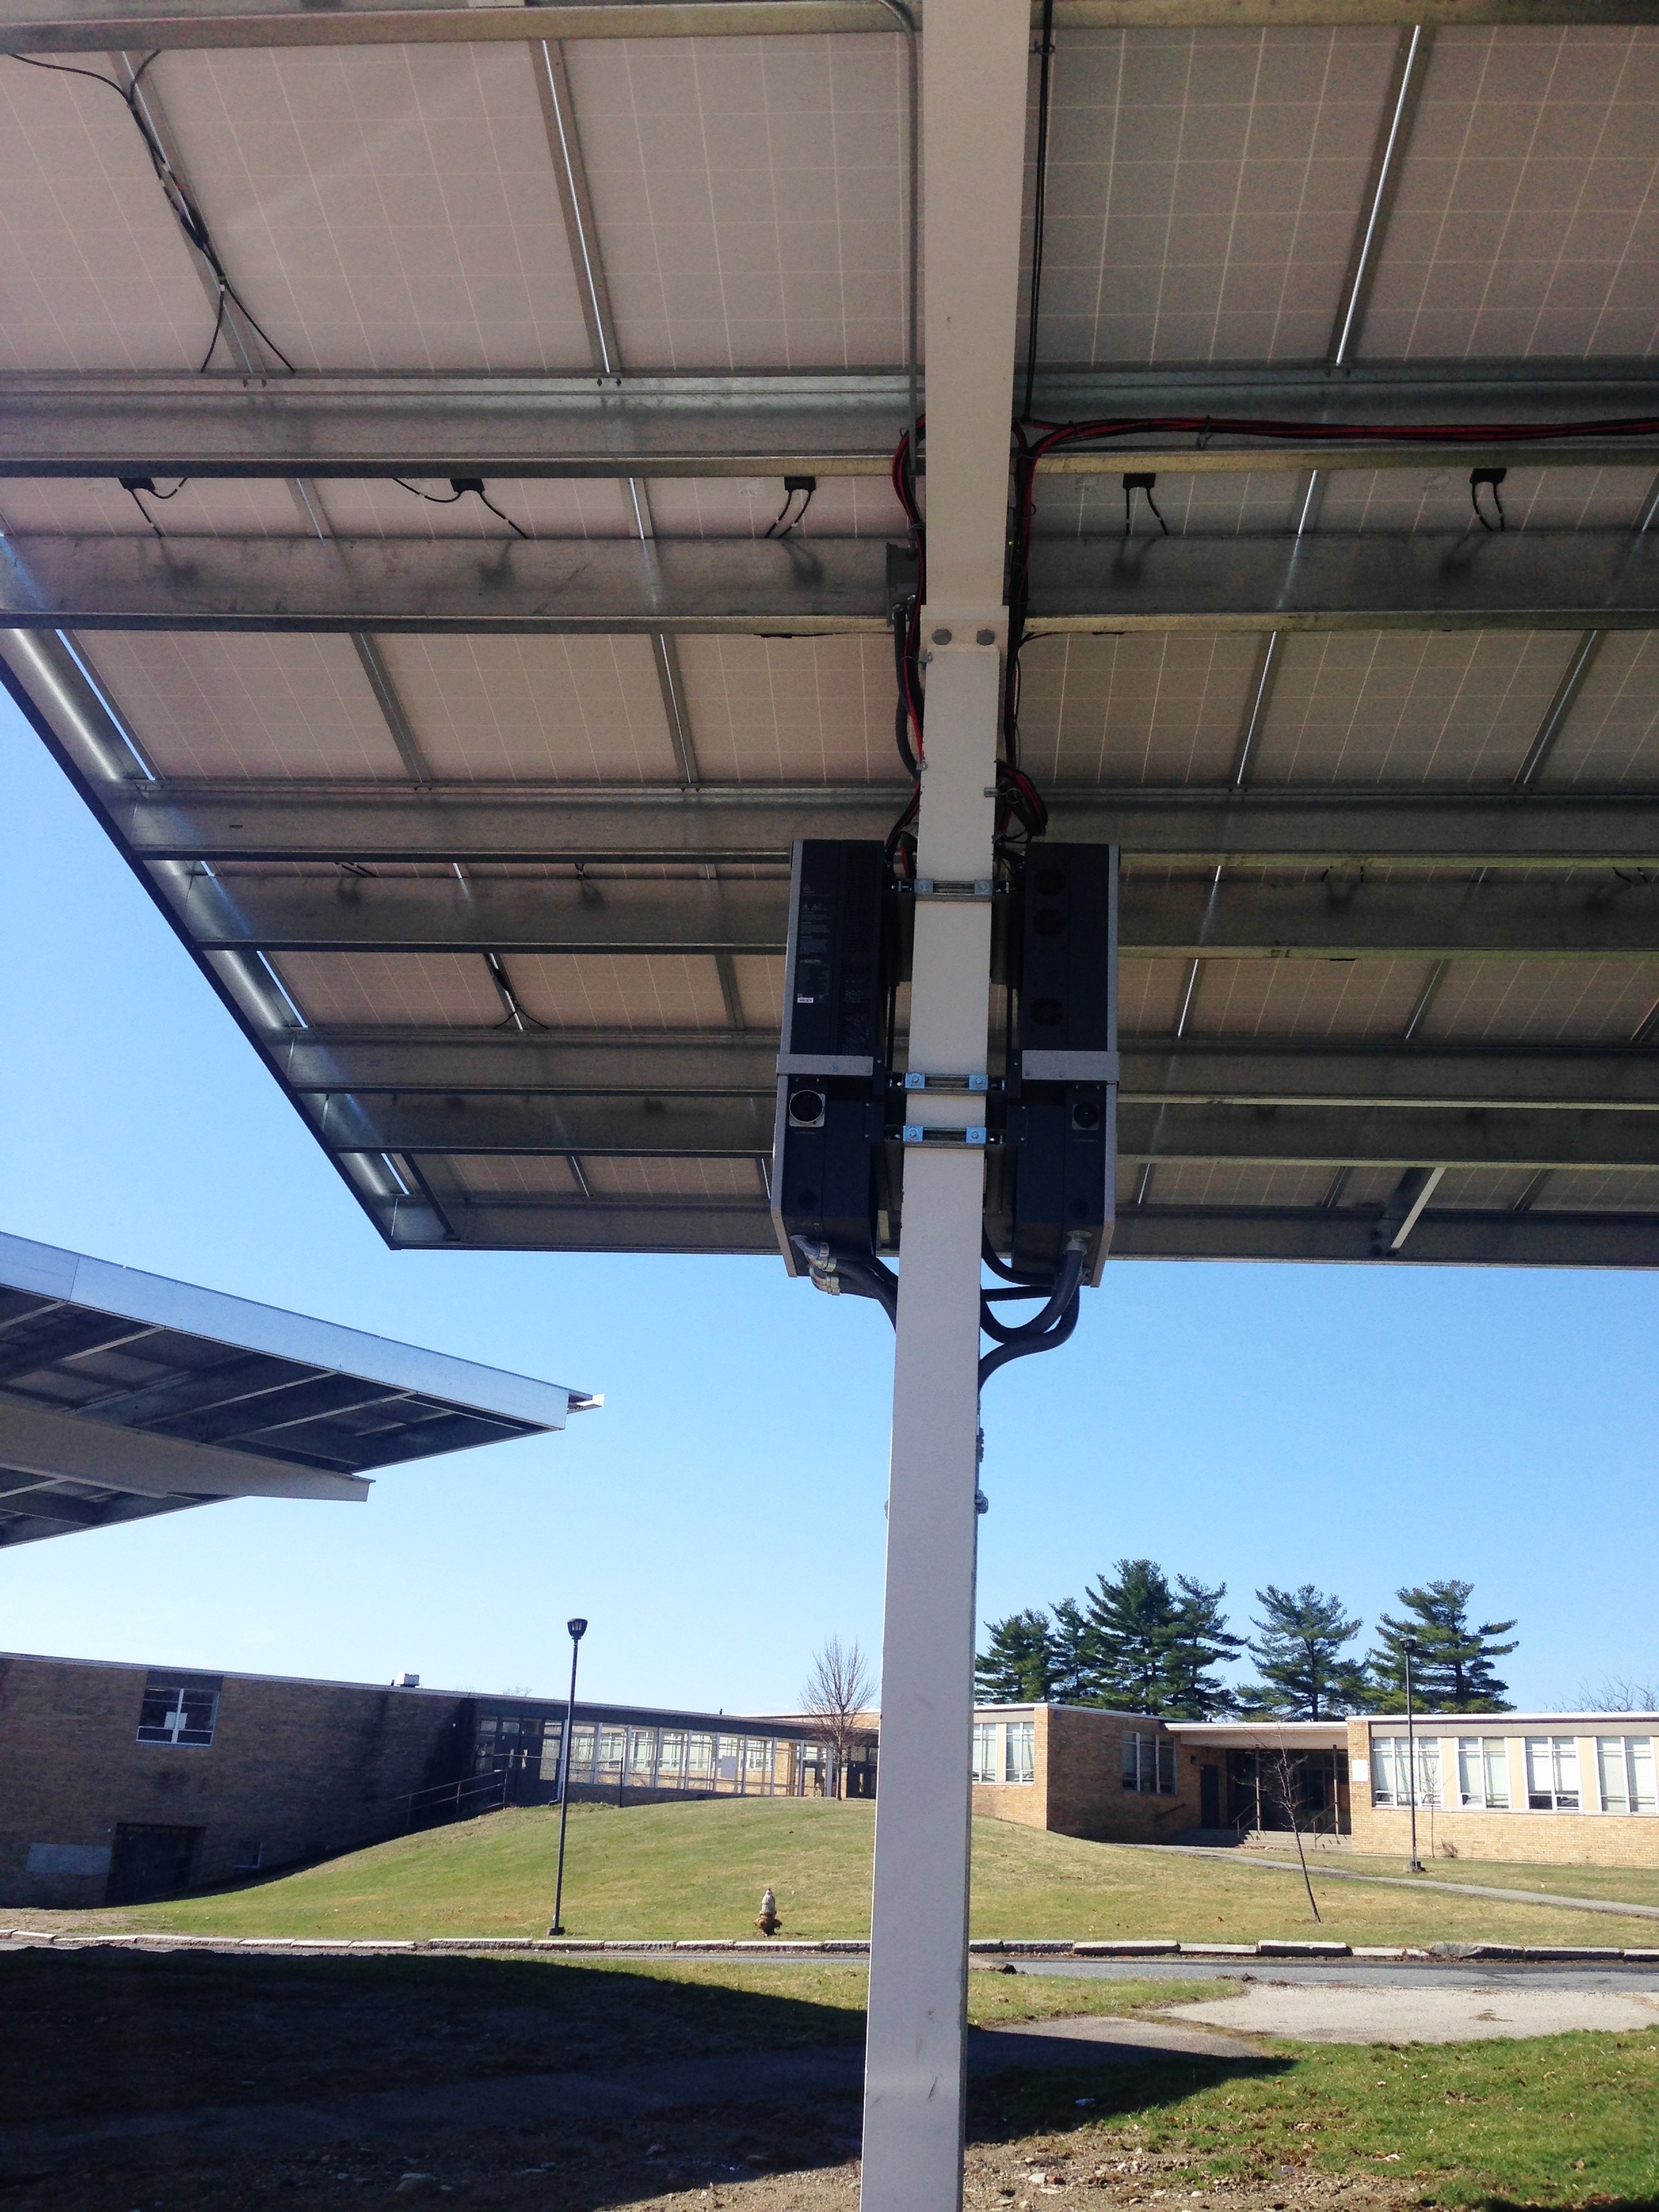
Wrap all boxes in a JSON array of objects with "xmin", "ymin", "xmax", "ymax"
[{"xmin": 9, "ymin": 1928, "xmax": 1659, "ymax": 1963}]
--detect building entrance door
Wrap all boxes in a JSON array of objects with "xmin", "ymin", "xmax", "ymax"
[
  {"xmin": 107, "ymin": 1823, "xmax": 199, "ymax": 1904},
  {"xmin": 1200, "ymin": 1766, "xmax": 1221, "ymax": 1828}
]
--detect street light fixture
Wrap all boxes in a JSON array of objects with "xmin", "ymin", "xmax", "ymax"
[
  {"xmin": 1403, "ymin": 1635, "xmax": 1425, "ymax": 1873},
  {"xmin": 548, "ymin": 1616, "xmax": 588, "ymax": 1936}
]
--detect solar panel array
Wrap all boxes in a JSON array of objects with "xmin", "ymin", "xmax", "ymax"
[{"xmin": 3, "ymin": 0, "xmax": 1657, "ymax": 1265}]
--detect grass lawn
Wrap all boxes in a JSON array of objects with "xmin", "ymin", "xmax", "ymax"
[
  {"xmin": 983, "ymin": 2026, "xmax": 1659, "ymax": 2207},
  {"xmin": 1320, "ymin": 1850, "xmax": 1659, "ymax": 1910},
  {"xmin": 22, "ymin": 1797, "xmax": 1659, "ymax": 1950}
]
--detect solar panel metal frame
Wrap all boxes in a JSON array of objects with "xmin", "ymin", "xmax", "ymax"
[
  {"xmin": 1, "ymin": 0, "xmax": 1657, "ymax": 1269},
  {"xmin": 0, "ymin": 1231, "xmax": 593, "ymax": 1547}
]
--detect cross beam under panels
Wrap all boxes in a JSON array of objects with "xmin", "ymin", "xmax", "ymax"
[
  {"xmin": 319, "ymin": 1096, "xmax": 1659, "ymax": 1167},
  {"xmin": 3, "ymin": 0, "xmax": 1656, "ymax": 51},
  {"xmin": 1112, "ymin": 1210, "xmax": 1659, "ymax": 1265},
  {"xmin": 177, "ymin": 872, "xmax": 1659, "ymax": 960},
  {"xmin": 112, "ymin": 787, "xmax": 1659, "ymax": 869},
  {"xmin": 2, "ymin": 368, "xmax": 1653, "ymax": 481},
  {"xmin": 356, "ymin": 1193, "xmax": 1659, "ymax": 1267},
  {"xmin": 275, "ymin": 1035, "xmax": 1659, "ymax": 1114},
  {"xmin": 5, "ymin": 529, "xmax": 1656, "ymax": 634}
]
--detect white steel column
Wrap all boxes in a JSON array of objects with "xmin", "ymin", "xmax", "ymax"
[{"xmin": 860, "ymin": 6, "xmax": 1030, "ymax": 2210}]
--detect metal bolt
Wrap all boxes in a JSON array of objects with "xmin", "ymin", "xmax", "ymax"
[
  {"xmin": 976, "ymin": 627, "xmax": 996, "ymax": 645},
  {"xmin": 931, "ymin": 627, "xmax": 952, "ymax": 644}
]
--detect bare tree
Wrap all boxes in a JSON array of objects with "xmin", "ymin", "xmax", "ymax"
[
  {"xmin": 802, "ymin": 1637, "xmax": 876, "ymax": 1799},
  {"xmin": 1576, "ymin": 1674, "xmax": 1659, "ymax": 1712},
  {"xmin": 1263, "ymin": 1727, "xmax": 1321, "ymax": 1924}
]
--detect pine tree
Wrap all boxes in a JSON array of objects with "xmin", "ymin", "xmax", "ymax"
[
  {"xmin": 1243, "ymin": 1583, "xmax": 1369, "ymax": 1717},
  {"xmin": 1164, "ymin": 1576, "xmax": 1245, "ymax": 1718},
  {"xmin": 1082, "ymin": 1559, "xmax": 1182, "ymax": 1713},
  {"xmin": 1367, "ymin": 1580, "xmax": 1517, "ymax": 1713},
  {"xmin": 1047, "ymin": 1596, "xmax": 1095, "ymax": 1705},
  {"xmin": 975, "ymin": 1609, "xmax": 1057, "ymax": 1702}
]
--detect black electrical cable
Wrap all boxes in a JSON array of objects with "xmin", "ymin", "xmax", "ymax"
[
  {"xmin": 979, "ymin": 1287, "xmax": 1080, "ymax": 1388},
  {"xmin": 792, "ymin": 1239, "xmax": 899, "ymax": 1326},
  {"xmin": 979, "ymin": 1246, "xmax": 1083, "ymax": 1345},
  {"xmin": 1021, "ymin": 0, "xmax": 1057, "ymax": 424},
  {"xmin": 7, "ymin": 52, "xmax": 298, "ymax": 375},
  {"xmin": 394, "ymin": 476, "xmax": 531, "ymax": 540},
  {"xmin": 765, "ymin": 483, "xmax": 815, "ymax": 537}
]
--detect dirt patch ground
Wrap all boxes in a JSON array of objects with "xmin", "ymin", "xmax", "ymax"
[{"xmin": 1166, "ymin": 1980, "xmax": 1659, "ymax": 2045}]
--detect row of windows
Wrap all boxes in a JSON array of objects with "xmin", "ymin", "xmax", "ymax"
[
  {"xmin": 1371, "ymin": 1735, "xmax": 1657, "ymax": 1815},
  {"xmin": 971, "ymin": 1720, "xmax": 1035, "ymax": 1784},
  {"xmin": 472, "ymin": 1715, "xmax": 797, "ymax": 1795}
]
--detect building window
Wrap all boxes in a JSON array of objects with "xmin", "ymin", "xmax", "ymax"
[
  {"xmin": 1596, "ymin": 1736, "xmax": 1656, "ymax": 1814},
  {"xmin": 1004, "ymin": 1721, "xmax": 1035, "ymax": 1784},
  {"xmin": 687, "ymin": 1732, "xmax": 714, "ymax": 1780},
  {"xmin": 568, "ymin": 1723, "xmax": 596, "ymax": 1781},
  {"xmin": 659, "ymin": 1730, "xmax": 687, "ymax": 1783},
  {"xmin": 234, "ymin": 1840, "xmax": 263, "ymax": 1872},
  {"xmin": 1121, "ymin": 1732, "xmax": 1174, "ymax": 1795},
  {"xmin": 136, "ymin": 1684, "xmax": 218, "ymax": 1748},
  {"xmin": 596, "ymin": 1727, "xmax": 626, "ymax": 1780},
  {"xmin": 1525, "ymin": 1736, "xmax": 1581, "ymax": 1811},
  {"xmin": 1370, "ymin": 1736, "xmax": 1441, "ymax": 1809},
  {"xmin": 971, "ymin": 1722, "xmax": 999, "ymax": 1783},
  {"xmin": 629, "ymin": 1727, "xmax": 659, "ymax": 1782},
  {"xmin": 1456, "ymin": 1738, "xmax": 1511, "ymax": 1810}
]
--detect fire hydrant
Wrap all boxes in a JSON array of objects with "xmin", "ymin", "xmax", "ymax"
[{"xmin": 755, "ymin": 1886, "xmax": 781, "ymax": 1936}]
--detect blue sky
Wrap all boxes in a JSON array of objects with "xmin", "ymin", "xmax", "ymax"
[{"xmin": 3, "ymin": 695, "xmax": 1655, "ymax": 1717}]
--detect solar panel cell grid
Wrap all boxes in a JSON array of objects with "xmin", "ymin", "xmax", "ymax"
[
  {"xmin": 0, "ymin": 476, "xmax": 318, "ymax": 539},
  {"xmin": 1015, "ymin": 632, "xmax": 1260, "ymax": 785},
  {"xmin": 1421, "ymin": 958, "xmax": 1659, "ymax": 1043},
  {"xmin": 1364, "ymin": 27, "xmax": 1659, "ymax": 361},
  {"xmin": 1315, "ymin": 464, "xmax": 1659, "ymax": 535},
  {"xmin": 149, "ymin": 45, "xmax": 594, "ymax": 372},
  {"xmin": 1029, "ymin": 27, "xmax": 1397, "ymax": 366},
  {"xmin": 675, "ymin": 634, "xmax": 899, "ymax": 782},
  {"xmin": 1536, "ymin": 1168, "xmax": 1659, "ymax": 1212},
  {"xmin": 0, "ymin": 56, "xmax": 205, "ymax": 373},
  {"xmin": 1534, "ymin": 632, "xmax": 1659, "ymax": 783},
  {"xmin": 566, "ymin": 34, "xmax": 909, "ymax": 371},
  {"xmin": 76, "ymin": 632, "xmax": 404, "ymax": 779},
  {"xmin": 1248, "ymin": 630, "xmax": 1580, "ymax": 785},
  {"xmin": 1190, "ymin": 958, "xmax": 1429, "ymax": 1040},
  {"xmin": 375, "ymin": 634, "xmax": 678, "ymax": 781}
]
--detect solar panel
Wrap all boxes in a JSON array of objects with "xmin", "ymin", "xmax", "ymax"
[
  {"xmin": 0, "ymin": 1229, "xmax": 594, "ymax": 1547},
  {"xmin": 0, "ymin": 5, "xmax": 1655, "ymax": 1278}
]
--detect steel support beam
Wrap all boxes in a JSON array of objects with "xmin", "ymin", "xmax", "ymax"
[
  {"xmin": 312, "ymin": 1094, "xmax": 1659, "ymax": 1167},
  {"xmin": 180, "ymin": 870, "xmax": 1659, "ymax": 959},
  {"xmin": 5, "ymin": 526, "xmax": 1655, "ymax": 634},
  {"xmin": 1117, "ymin": 1105, "xmax": 1659, "ymax": 1170},
  {"xmin": 2, "ymin": 368, "xmax": 1654, "ymax": 482},
  {"xmin": 0, "ymin": 1394, "xmax": 371, "ymax": 1501},
  {"xmin": 272, "ymin": 1033, "xmax": 1659, "ymax": 1114},
  {"xmin": 3, "ymin": 0, "xmax": 1656, "ymax": 54},
  {"xmin": 108, "ymin": 786, "xmax": 1659, "ymax": 869},
  {"xmin": 1109, "ymin": 1208, "xmax": 1659, "ymax": 1266}
]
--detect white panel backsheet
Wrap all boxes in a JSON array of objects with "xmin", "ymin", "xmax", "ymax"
[
  {"xmin": 1026, "ymin": 26, "xmax": 1397, "ymax": 365},
  {"xmin": 76, "ymin": 633, "xmax": 404, "ymax": 779},
  {"xmin": 1250, "ymin": 631, "xmax": 1578, "ymax": 785},
  {"xmin": 1364, "ymin": 26, "xmax": 1659, "ymax": 359},
  {"xmin": 0, "ymin": 55, "xmax": 208, "ymax": 371},
  {"xmin": 150, "ymin": 45, "xmax": 593, "ymax": 372},
  {"xmin": 379, "ymin": 635, "xmax": 676, "ymax": 781},
  {"xmin": 1539, "ymin": 633, "xmax": 1659, "ymax": 783},
  {"xmin": 1191, "ymin": 958, "xmax": 1431, "ymax": 1040},
  {"xmin": 676, "ymin": 636, "xmax": 899, "ymax": 781},
  {"xmin": 1016, "ymin": 634, "xmax": 1261, "ymax": 785},
  {"xmin": 1422, "ymin": 958, "xmax": 1659, "ymax": 1044},
  {"xmin": 566, "ymin": 34, "xmax": 909, "ymax": 370}
]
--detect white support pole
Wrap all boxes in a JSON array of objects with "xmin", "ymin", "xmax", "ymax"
[{"xmin": 860, "ymin": 7, "xmax": 1030, "ymax": 2210}]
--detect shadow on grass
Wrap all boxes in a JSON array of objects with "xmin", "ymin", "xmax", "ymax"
[
  {"xmin": 0, "ymin": 1943, "xmax": 865, "ymax": 2127},
  {"xmin": 970, "ymin": 2053, "xmax": 1294, "ymax": 2148}
]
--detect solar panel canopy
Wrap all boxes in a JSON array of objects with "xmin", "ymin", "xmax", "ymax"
[
  {"xmin": 0, "ymin": 1230, "xmax": 594, "ymax": 1547},
  {"xmin": 3, "ymin": 0, "xmax": 1658, "ymax": 1267}
]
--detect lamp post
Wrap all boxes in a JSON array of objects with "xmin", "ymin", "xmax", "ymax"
[
  {"xmin": 1403, "ymin": 1635, "xmax": 1425, "ymax": 1873},
  {"xmin": 548, "ymin": 1616, "xmax": 587, "ymax": 1936}
]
